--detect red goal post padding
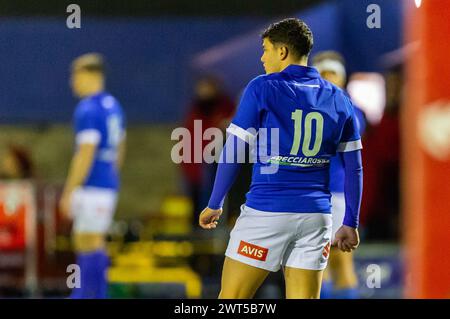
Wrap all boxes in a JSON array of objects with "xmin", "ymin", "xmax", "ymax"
[{"xmin": 403, "ymin": 0, "xmax": 450, "ymax": 298}]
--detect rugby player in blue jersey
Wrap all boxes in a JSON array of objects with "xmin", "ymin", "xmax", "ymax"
[
  {"xmin": 199, "ymin": 19, "xmax": 363, "ymax": 299},
  {"xmin": 60, "ymin": 53, "xmax": 126, "ymax": 298},
  {"xmin": 313, "ymin": 51, "xmax": 366, "ymax": 299}
]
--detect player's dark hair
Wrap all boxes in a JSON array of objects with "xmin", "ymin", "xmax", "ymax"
[
  {"xmin": 71, "ymin": 53, "xmax": 106, "ymax": 74},
  {"xmin": 261, "ymin": 18, "xmax": 314, "ymax": 59},
  {"xmin": 312, "ymin": 51, "xmax": 346, "ymax": 66}
]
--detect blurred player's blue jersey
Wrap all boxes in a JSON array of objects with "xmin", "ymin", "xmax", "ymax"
[
  {"xmin": 73, "ymin": 92, "xmax": 126, "ymax": 191},
  {"xmin": 227, "ymin": 65, "xmax": 362, "ymax": 213},
  {"xmin": 329, "ymin": 106, "xmax": 366, "ymax": 193}
]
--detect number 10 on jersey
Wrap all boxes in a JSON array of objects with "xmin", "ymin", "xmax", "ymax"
[{"xmin": 290, "ymin": 109, "xmax": 324, "ymax": 157}]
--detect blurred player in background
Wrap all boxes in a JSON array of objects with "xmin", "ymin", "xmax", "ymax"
[
  {"xmin": 199, "ymin": 18, "xmax": 363, "ymax": 299},
  {"xmin": 313, "ymin": 51, "xmax": 366, "ymax": 299},
  {"xmin": 59, "ymin": 53, "xmax": 126, "ymax": 298}
]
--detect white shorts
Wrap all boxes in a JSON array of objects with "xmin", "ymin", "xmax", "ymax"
[
  {"xmin": 331, "ymin": 192, "xmax": 345, "ymax": 240},
  {"xmin": 225, "ymin": 205, "xmax": 332, "ymax": 272},
  {"xmin": 70, "ymin": 186, "xmax": 117, "ymax": 234}
]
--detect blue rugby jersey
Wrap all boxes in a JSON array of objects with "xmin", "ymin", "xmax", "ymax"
[
  {"xmin": 226, "ymin": 65, "xmax": 362, "ymax": 213},
  {"xmin": 73, "ymin": 92, "xmax": 126, "ymax": 191}
]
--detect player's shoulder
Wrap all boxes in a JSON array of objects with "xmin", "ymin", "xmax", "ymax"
[
  {"xmin": 252, "ymin": 71, "xmax": 288, "ymax": 85},
  {"xmin": 75, "ymin": 96, "xmax": 97, "ymax": 118},
  {"xmin": 320, "ymin": 79, "xmax": 354, "ymax": 112},
  {"xmin": 318, "ymin": 78, "xmax": 345, "ymax": 97},
  {"xmin": 100, "ymin": 93, "xmax": 123, "ymax": 112},
  {"xmin": 75, "ymin": 93, "xmax": 105, "ymax": 118},
  {"xmin": 82, "ymin": 93, "xmax": 122, "ymax": 112},
  {"xmin": 244, "ymin": 73, "xmax": 281, "ymax": 96},
  {"xmin": 246, "ymin": 74, "xmax": 269, "ymax": 88}
]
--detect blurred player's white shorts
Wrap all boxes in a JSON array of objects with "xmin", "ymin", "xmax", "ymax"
[
  {"xmin": 225, "ymin": 204, "xmax": 332, "ymax": 272},
  {"xmin": 70, "ymin": 186, "xmax": 117, "ymax": 234},
  {"xmin": 331, "ymin": 192, "xmax": 345, "ymax": 241}
]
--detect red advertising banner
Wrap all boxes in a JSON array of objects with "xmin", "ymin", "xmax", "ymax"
[
  {"xmin": 0, "ymin": 181, "xmax": 37, "ymax": 295},
  {"xmin": 0, "ymin": 182, "xmax": 34, "ymax": 250}
]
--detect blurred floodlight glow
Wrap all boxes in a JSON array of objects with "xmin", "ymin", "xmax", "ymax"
[
  {"xmin": 418, "ymin": 101, "xmax": 450, "ymax": 161},
  {"xmin": 415, "ymin": 0, "xmax": 422, "ymax": 8},
  {"xmin": 347, "ymin": 73, "xmax": 386, "ymax": 125}
]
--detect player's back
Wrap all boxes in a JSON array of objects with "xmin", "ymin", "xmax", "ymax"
[
  {"xmin": 74, "ymin": 92, "xmax": 126, "ymax": 191},
  {"xmin": 228, "ymin": 65, "xmax": 361, "ymax": 214}
]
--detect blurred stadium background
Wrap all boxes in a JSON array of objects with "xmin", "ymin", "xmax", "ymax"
[{"xmin": 0, "ymin": 0, "xmax": 448, "ymax": 298}]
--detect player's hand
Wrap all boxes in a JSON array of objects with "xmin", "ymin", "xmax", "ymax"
[
  {"xmin": 59, "ymin": 192, "xmax": 72, "ymax": 220},
  {"xmin": 199, "ymin": 207, "xmax": 223, "ymax": 230},
  {"xmin": 332, "ymin": 225, "xmax": 360, "ymax": 252}
]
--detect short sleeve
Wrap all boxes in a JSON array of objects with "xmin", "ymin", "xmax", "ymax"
[
  {"xmin": 74, "ymin": 102, "xmax": 101, "ymax": 145},
  {"xmin": 226, "ymin": 77, "xmax": 262, "ymax": 144},
  {"xmin": 338, "ymin": 98, "xmax": 363, "ymax": 152}
]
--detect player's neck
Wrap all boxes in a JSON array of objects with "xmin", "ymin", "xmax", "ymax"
[{"xmin": 280, "ymin": 56, "xmax": 308, "ymax": 72}]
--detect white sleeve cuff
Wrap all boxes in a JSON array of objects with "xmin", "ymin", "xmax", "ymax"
[
  {"xmin": 226, "ymin": 123, "xmax": 257, "ymax": 144},
  {"xmin": 76, "ymin": 129, "xmax": 101, "ymax": 145},
  {"xmin": 337, "ymin": 139, "xmax": 363, "ymax": 152}
]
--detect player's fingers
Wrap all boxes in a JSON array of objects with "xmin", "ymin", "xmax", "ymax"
[
  {"xmin": 340, "ymin": 240, "xmax": 350, "ymax": 252},
  {"xmin": 342, "ymin": 243, "xmax": 350, "ymax": 252},
  {"xmin": 209, "ymin": 221, "xmax": 218, "ymax": 229},
  {"xmin": 343, "ymin": 243, "xmax": 351, "ymax": 252},
  {"xmin": 200, "ymin": 217, "xmax": 219, "ymax": 229},
  {"xmin": 201, "ymin": 223, "xmax": 214, "ymax": 230},
  {"xmin": 199, "ymin": 213, "xmax": 213, "ymax": 225},
  {"xmin": 209, "ymin": 221, "xmax": 218, "ymax": 227},
  {"xmin": 346, "ymin": 238, "xmax": 358, "ymax": 249},
  {"xmin": 199, "ymin": 217, "xmax": 211, "ymax": 228},
  {"xmin": 343, "ymin": 240, "xmax": 353, "ymax": 252}
]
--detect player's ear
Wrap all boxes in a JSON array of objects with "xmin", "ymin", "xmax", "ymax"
[{"xmin": 279, "ymin": 46, "xmax": 289, "ymax": 61}]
